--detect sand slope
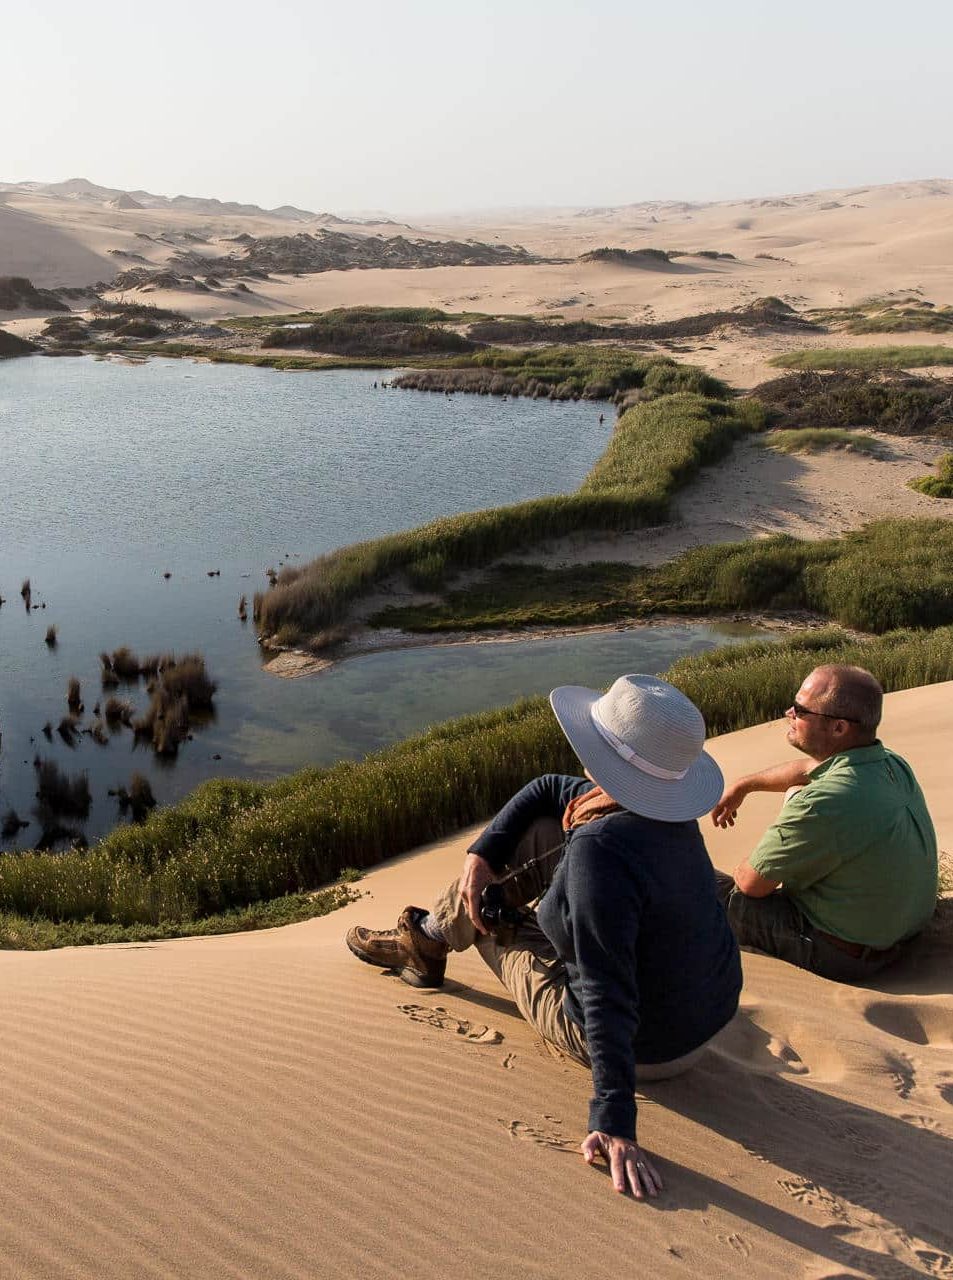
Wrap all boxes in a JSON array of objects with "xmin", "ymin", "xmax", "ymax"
[{"xmin": 1, "ymin": 684, "xmax": 951, "ymax": 1279}]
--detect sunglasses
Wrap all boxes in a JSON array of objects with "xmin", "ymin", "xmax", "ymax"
[{"xmin": 789, "ymin": 700, "xmax": 858, "ymax": 724}]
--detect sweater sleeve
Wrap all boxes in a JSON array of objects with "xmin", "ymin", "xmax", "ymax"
[
  {"xmin": 565, "ymin": 829, "xmax": 643, "ymax": 1139},
  {"xmin": 467, "ymin": 774, "xmax": 591, "ymax": 872}
]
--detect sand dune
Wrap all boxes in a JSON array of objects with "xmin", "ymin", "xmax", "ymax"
[
  {"xmin": 3, "ymin": 179, "xmax": 953, "ymax": 332},
  {"xmin": 1, "ymin": 683, "xmax": 950, "ymax": 1279}
]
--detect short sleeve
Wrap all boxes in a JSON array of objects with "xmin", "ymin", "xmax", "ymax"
[{"xmin": 748, "ymin": 792, "xmax": 848, "ymax": 890}]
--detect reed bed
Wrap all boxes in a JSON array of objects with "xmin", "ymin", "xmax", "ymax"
[
  {"xmin": 1, "ymin": 626, "xmax": 950, "ymax": 946},
  {"xmin": 771, "ymin": 346, "xmax": 953, "ymax": 371},
  {"xmin": 256, "ymin": 392, "xmax": 764, "ymax": 644},
  {"xmin": 376, "ymin": 518, "xmax": 953, "ymax": 637},
  {"xmin": 392, "ymin": 347, "xmax": 729, "ymax": 402}
]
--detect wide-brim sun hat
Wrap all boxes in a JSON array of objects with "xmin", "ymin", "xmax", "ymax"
[{"xmin": 550, "ymin": 674, "xmax": 723, "ymax": 822}]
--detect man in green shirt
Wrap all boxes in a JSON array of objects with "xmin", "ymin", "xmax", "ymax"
[{"xmin": 711, "ymin": 664, "xmax": 938, "ymax": 983}]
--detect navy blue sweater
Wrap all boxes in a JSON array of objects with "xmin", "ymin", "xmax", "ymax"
[{"xmin": 471, "ymin": 774, "xmax": 742, "ymax": 1139}]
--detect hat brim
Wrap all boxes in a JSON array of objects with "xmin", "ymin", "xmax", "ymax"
[{"xmin": 550, "ymin": 683, "xmax": 724, "ymax": 823}]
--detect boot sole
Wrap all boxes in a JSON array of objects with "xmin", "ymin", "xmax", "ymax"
[{"xmin": 346, "ymin": 934, "xmax": 443, "ymax": 988}]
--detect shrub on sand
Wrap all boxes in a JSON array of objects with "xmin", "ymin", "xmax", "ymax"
[{"xmin": 910, "ymin": 453, "xmax": 953, "ymax": 498}]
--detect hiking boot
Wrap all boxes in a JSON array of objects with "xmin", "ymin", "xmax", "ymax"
[{"xmin": 345, "ymin": 905, "xmax": 448, "ymax": 988}]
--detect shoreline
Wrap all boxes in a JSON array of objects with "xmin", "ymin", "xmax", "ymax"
[{"xmin": 261, "ymin": 609, "xmax": 842, "ymax": 679}]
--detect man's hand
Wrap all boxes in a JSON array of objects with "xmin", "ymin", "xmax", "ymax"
[
  {"xmin": 581, "ymin": 1132, "xmax": 663, "ymax": 1198},
  {"xmin": 460, "ymin": 852, "xmax": 495, "ymax": 935},
  {"xmin": 711, "ymin": 780, "xmax": 750, "ymax": 829}
]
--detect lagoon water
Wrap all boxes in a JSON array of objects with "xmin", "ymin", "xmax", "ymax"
[{"xmin": 1, "ymin": 356, "xmax": 755, "ymax": 847}]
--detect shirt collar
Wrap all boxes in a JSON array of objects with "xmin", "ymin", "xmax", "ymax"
[{"xmin": 809, "ymin": 741, "xmax": 885, "ymax": 777}]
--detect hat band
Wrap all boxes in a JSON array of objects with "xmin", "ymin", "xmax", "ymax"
[{"xmin": 590, "ymin": 702, "xmax": 689, "ymax": 781}]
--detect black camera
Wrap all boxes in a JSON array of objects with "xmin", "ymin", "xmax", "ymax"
[{"xmin": 480, "ymin": 882, "xmax": 522, "ymax": 932}]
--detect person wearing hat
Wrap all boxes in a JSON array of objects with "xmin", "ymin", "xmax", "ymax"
[{"xmin": 346, "ymin": 675, "xmax": 742, "ymax": 1199}]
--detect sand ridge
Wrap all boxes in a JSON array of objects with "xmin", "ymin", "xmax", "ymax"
[{"xmin": 0, "ymin": 683, "xmax": 950, "ymax": 1279}]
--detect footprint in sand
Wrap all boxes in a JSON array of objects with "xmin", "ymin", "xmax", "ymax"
[
  {"xmin": 710, "ymin": 1006, "xmax": 846, "ymax": 1081},
  {"xmin": 938, "ymin": 1082, "xmax": 953, "ymax": 1108},
  {"xmin": 778, "ymin": 1175, "xmax": 852, "ymax": 1224},
  {"xmin": 716, "ymin": 1232, "xmax": 752, "ymax": 1259},
  {"xmin": 885, "ymin": 1051, "xmax": 917, "ymax": 1100},
  {"xmin": 397, "ymin": 1003, "xmax": 503, "ymax": 1044},
  {"xmin": 864, "ymin": 1000, "xmax": 953, "ymax": 1048},
  {"xmin": 498, "ymin": 1118, "xmax": 577, "ymax": 1152},
  {"xmin": 501, "ymin": 1053, "xmax": 517, "ymax": 1070},
  {"xmin": 781, "ymin": 1171, "xmax": 953, "ymax": 1278},
  {"xmin": 899, "ymin": 1113, "xmax": 944, "ymax": 1132}
]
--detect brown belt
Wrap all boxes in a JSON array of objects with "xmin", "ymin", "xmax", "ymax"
[{"xmin": 813, "ymin": 928, "xmax": 897, "ymax": 960}]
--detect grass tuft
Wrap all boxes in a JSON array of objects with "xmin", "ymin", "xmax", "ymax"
[
  {"xmin": 771, "ymin": 346, "xmax": 953, "ymax": 372},
  {"xmin": 756, "ymin": 428, "xmax": 882, "ymax": 454},
  {"xmin": 910, "ymin": 453, "xmax": 953, "ymax": 499}
]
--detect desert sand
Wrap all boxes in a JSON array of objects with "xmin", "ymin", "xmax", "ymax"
[
  {"xmin": 1, "ymin": 682, "xmax": 950, "ymax": 1280},
  {"xmin": 3, "ymin": 178, "xmax": 953, "ymax": 388}
]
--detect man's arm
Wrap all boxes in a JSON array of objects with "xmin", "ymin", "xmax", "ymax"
[
  {"xmin": 731, "ymin": 858, "xmax": 780, "ymax": 898},
  {"xmin": 711, "ymin": 758, "xmax": 821, "ymax": 828},
  {"xmin": 463, "ymin": 774, "xmax": 589, "ymax": 934}
]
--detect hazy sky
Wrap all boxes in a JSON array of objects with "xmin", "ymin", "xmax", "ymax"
[{"xmin": 7, "ymin": 0, "xmax": 953, "ymax": 214}]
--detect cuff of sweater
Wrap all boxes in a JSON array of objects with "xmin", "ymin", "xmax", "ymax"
[
  {"xmin": 466, "ymin": 832, "xmax": 512, "ymax": 873},
  {"xmin": 588, "ymin": 1095, "xmax": 636, "ymax": 1141}
]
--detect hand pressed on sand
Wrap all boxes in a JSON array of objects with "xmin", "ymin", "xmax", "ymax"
[{"xmin": 582, "ymin": 1132, "xmax": 663, "ymax": 1198}]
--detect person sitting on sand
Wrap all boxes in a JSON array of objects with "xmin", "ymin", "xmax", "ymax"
[
  {"xmin": 346, "ymin": 675, "xmax": 742, "ymax": 1199},
  {"xmin": 712, "ymin": 663, "xmax": 938, "ymax": 983}
]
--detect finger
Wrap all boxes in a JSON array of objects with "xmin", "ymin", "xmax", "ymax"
[
  {"xmin": 624, "ymin": 1153, "xmax": 644, "ymax": 1199},
  {"xmin": 609, "ymin": 1145, "xmax": 627, "ymax": 1194},
  {"xmin": 464, "ymin": 886, "xmax": 488, "ymax": 934},
  {"xmin": 637, "ymin": 1153, "xmax": 664, "ymax": 1195}
]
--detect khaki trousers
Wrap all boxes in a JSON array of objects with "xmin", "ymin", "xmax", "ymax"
[{"xmin": 432, "ymin": 818, "xmax": 707, "ymax": 1081}]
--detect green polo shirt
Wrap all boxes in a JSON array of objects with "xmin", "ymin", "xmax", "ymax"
[{"xmin": 749, "ymin": 744, "xmax": 938, "ymax": 947}]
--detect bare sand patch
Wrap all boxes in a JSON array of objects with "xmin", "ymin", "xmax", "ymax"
[
  {"xmin": 0, "ymin": 683, "xmax": 949, "ymax": 1279},
  {"xmin": 516, "ymin": 430, "xmax": 953, "ymax": 572}
]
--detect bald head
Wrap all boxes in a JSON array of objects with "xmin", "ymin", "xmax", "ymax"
[{"xmin": 811, "ymin": 664, "xmax": 883, "ymax": 739}]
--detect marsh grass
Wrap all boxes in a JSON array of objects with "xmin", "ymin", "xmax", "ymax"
[
  {"xmin": 772, "ymin": 346, "xmax": 953, "ymax": 372},
  {"xmin": 256, "ymin": 392, "xmax": 764, "ymax": 644},
  {"xmin": 1, "ymin": 627, "xmax": 950, "ymax": 946},
  {"xmin": 108, "ymin": 647, "xmax": 142, "ymax": 680},
  {"xmin": 756, "ymin": 428, "xmax": 882, "ymax": 454},
  {"xmin": 103, "ymin": 696, "xmax": 134, "ymax": 727},
  {"xmin": 66, "ymin": 677, "xmax": 83, "ymax": 712},
  {"xmin": 114, "ymin": 774, "xmax": 157, "ymax": 823},
  {"xmin": 34, "ymin": 759, "xmax": 91, "ymax": 818},
  {"xmin": 374, "ymin": 519, "xmax": 953, "ymax": 636},
  {"xmin": 160, "ymin": 654, "xmax": 217, "ymax": 709},
  {"xmin": 0, "ymin": 877, "xmax": 363, "ymax": 950},
  {"xmin": 910, "ymin": 454, "xmax": 953, "ymax": 498},
  {"xmin": 392, "ymin": 347, "xmax": 729, "ymax": 402}
]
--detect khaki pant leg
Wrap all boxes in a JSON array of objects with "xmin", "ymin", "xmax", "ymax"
[
  {"xmin": 475, "ymin": 914, "xmax": 590, "ymax": 1066},
  {"xmin": 431, "ymin": 816, "xmax": 564, "ymax": 953}
]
